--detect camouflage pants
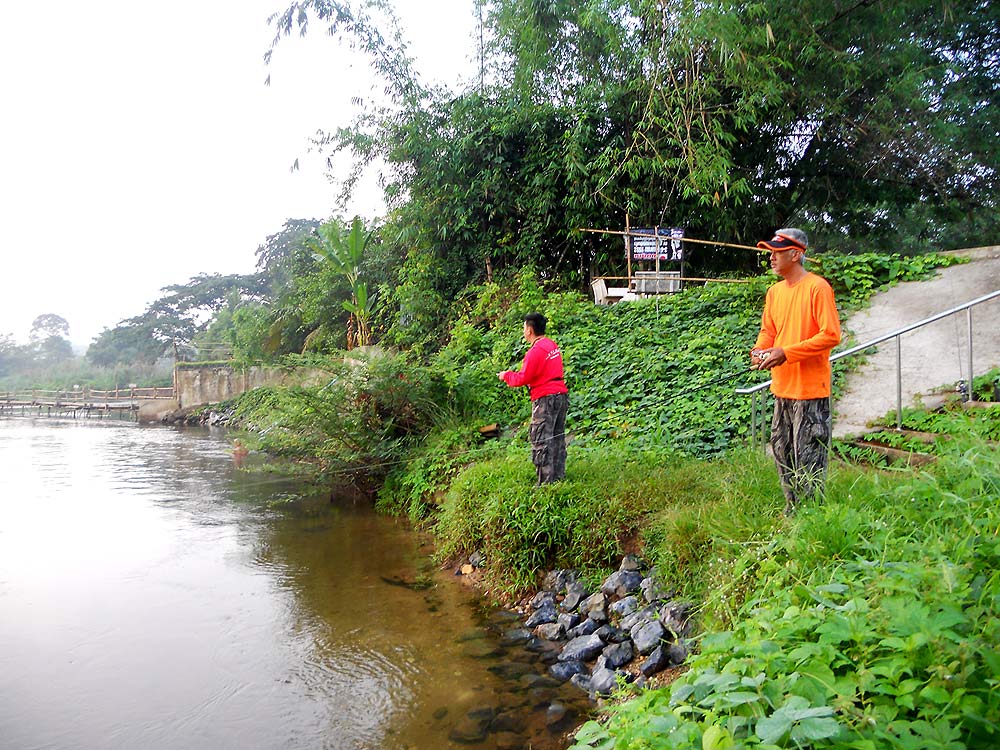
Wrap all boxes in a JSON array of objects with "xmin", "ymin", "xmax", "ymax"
[
  {"xmin": 770, "ymin": 397, "xmax": 831, "ymax": 514},
  {"xmin": 530, "ymin": 393, "xmax": 568, "ymax": 485}
]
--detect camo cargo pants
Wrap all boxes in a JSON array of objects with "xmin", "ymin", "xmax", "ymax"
[
  {"xmin": 770, "ymin": 396, "xmax": 831, "ymax": 514},
  {"xmin": 529, "ymin": 392, "xmax": 568, "ymax": 485}
]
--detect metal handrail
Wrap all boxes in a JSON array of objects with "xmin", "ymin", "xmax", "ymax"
[{"xmin": 737, "ymin": 288, "xmax": 1000, "ymax": 446}]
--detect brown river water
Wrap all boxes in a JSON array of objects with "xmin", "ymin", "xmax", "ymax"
[{"xmin": 0, "ymin": 419, "xmax": 589, "ymax": 750}]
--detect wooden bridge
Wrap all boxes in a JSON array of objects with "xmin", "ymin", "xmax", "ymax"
[{"xmin": 0, "ymin": 386, "xmax": 175, "ymax": 420}]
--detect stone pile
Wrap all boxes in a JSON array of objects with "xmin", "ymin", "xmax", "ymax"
[{"xmin": 506, "ymin": 555, "xmax": 693, "ymax": 698}]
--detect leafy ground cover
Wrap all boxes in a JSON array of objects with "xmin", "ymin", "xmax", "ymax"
[{"xmin": 569, "ymin": 442, "xmax": 1000, "ymax": 750}]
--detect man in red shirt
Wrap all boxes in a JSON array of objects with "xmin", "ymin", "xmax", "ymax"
[
  {"xmin": 498, "ymin": 312, "xmax": 569, "ymax": 485},
  {"xmin": 751, "ymin": 228, "xmax": 841, "ymax": 514}
]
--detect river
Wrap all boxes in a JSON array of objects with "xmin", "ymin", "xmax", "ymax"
[{"xmin": 0, "ymin": 419, "xmax": 588, "ymax": 750}]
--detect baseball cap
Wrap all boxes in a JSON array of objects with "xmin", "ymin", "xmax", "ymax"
[{"xmin": 757, "ymin": 230, "xmax": 808, "ymax": 253}]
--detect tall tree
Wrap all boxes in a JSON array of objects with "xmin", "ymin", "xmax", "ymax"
[
  {"xmin": 269, "ymin": 0, "xmax": 999, "ymax": 345},
  {"xmin": 29, "ymin": 314, "xmax": 70, "ymax": 343}
]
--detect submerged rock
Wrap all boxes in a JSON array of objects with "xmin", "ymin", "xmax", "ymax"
[{"xmin": 549, "ymin": 659, "xmax": 588, "ymax": 682}]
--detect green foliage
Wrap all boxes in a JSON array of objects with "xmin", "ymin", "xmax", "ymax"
[
  {"xmin": 221, "ymin": 350, "xmax": 452, "ymax": 486},
  {"xmin": 809, "ymin": 252, "xmax": 965, "ymax": 309},
  {"xmin": 376, "ymin": 427, "xmax": 506, "ymax": 521},
  {"xmin": 571, "ymin": 448, "xmax": 1000, "ymax": 750},
  {"xmin": 308, "ymin": 216, "xmax": 379, "ymax": 349},
  {"xmin": 271, "ymin": 0, "xmax": 1000, "ymax": 317},
  {"xmin": 971, "ymin": 368, "xmax": 1000, "ymax": 402},
  {"xmin": 887, "ymin": 404, "xmax": 1000, "ymax": 444},
  {"xmin": 359, "ymin": 250, "xmax": 957, "ymax": 521},
  {"xmin": 433, "ymin": 442, "xmax": 677, "ymax": 592},
  {"xmin": 0, "ymin": 358, "xmax": 172, "ymax": 391}
]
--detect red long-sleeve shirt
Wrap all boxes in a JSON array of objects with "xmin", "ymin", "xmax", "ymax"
[{"xmin": 501, "ymin": 337, "xmax": 568, "ymax": 401}]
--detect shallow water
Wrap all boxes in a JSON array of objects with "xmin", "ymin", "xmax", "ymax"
[{"xmin": 0, "ymin": 419, "xmax": 587, "ymax": 750}]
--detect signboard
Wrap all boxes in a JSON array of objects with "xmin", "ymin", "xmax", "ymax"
[{"xmin": 631, "ymin": 227, "xmax": 684, "ymax": 261}]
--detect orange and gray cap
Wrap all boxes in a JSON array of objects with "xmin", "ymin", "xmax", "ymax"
[{"xmin": 757, "ymin": 227, "xmax": 808, "ymax": 253}]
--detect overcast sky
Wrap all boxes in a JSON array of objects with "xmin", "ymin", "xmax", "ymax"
[{"xmin": 0, "ymin": 0, "xmax": 478, "ymax": 347}]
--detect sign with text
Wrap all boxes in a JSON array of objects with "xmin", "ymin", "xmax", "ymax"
[{"xmin": 631, "ymin": 227, "xmax": 684, "ymax": 261}]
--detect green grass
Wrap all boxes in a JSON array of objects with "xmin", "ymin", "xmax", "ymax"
[{"xmin": 569, "ymin": 442, "xmax": 1000, "ymax": 750}]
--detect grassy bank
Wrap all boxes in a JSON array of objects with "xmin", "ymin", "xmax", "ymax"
[
  {"xmin": 570, "ymin": 441, "xmax": 1000, "ymax": 749},
  {"xmin": 216, "ymin": 251, "xmax": 999, "ymax": 748}
]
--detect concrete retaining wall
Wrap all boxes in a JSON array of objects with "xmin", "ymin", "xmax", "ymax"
[{"xmin": 174, "ymin": 365, "xmax": 333, "ymax": 409}]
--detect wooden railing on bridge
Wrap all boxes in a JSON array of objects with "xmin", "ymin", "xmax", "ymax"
[{"xmin": 0, "ymin": 386, "xmax": 175, "ymax": 419}]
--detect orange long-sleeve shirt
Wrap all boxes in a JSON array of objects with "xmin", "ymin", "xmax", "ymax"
[{"xmin": 754, "ymin": 272, "xmax": 841, "ymax": 400}]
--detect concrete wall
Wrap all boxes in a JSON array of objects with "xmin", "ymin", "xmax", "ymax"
[{"xmin": 174, "ymin": 365, "xmax": 333, "ymax": 409}]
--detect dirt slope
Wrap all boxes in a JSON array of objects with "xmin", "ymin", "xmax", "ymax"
[{"xmin": 833, "ymin": 246, "xmax": 1000, "ymax": 438}]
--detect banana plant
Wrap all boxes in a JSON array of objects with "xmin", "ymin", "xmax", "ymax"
[{"xmin": 309, "ymin": 216, "xmax": 377, "ymax": 349}]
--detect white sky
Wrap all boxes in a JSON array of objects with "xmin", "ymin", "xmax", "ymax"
[{"xmin": 0, "ymin": 0, "xmax": 478, "ymax": 347}]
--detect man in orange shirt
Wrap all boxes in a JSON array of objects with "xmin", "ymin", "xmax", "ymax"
[{"xmin": 751, "ymin": 228, "xmax": 841, "ymax": 514}]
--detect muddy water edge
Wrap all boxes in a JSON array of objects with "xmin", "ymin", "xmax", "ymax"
[{"xmin": 0, "ymin": 419, "xmax": 592, "ymax": 750}]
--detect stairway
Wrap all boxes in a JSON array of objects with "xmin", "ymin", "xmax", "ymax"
[{"xmin": 833, "ymin": 370, "xmax": 1000, "ymax": 467}]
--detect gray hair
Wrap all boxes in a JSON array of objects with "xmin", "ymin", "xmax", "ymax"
[{"xmin": 776, "ymin": 227, "xmax": 808, "ymax": 248}]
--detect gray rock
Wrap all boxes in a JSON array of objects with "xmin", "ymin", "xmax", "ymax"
[
  {"xmin": 448, "ymin": 708, "xmax": 493, "ymax": 744},
  {"xmin": 660, "ymin": 601, "xmax": 693, "ymax": 636},
  {"xmin": 490, "ymin": 711, "xmax": 526, "ymax": 733},
  {"xmin": 528, "ymin": 686, "xmax": 554, "ymax": 706},
  {"xmin": 557, "ymin": 612, "xmax": 580, "ymax": 632},
  {"xmin": 600, "ymin": 570, "xmax": 644, "ymax": 599},
  {"xmin": 569, "ymin": 673, "xmax": 592, "ymax": 693},
  {"xmin": 640, "ymin": 574, "xmax": 673, "ymax": 603},
  {"xmin": 561, "ymin": 581, "xmax": 587, "ymax": 612},
  {"xmin": 620, "ymin": 605, "xmax": 658, "ymax": 632},
  {"xmin": 668, "ymin": 640, "xmax": 690, "ymax": 666},
  {"xmin": 619, "ymin": 553, "xmax": 646, "ymax": 571},
  {"xmin": 526, "ymin": 602, "xmax": 558, "ymax": 628},
  {"xmin": 546, "ymin": 702, "xmax": 568, "ymax": 726},
  {"xmin": 497, "ymin": 692, "xmax": 530, "ymax": 711},
  {"xmin": 469, "ymin": 550, "xmax": 485, "ymax": 567},
  {"xmin": 542, "ymin": 569, "xmax": 577, "ymax": 592},
  {"xmin": 462, "ymin": 640, "xmax": 503, "ymax": 659},
  {"xmin": 566, "ymin": 618, "xmax": 600, "ymax": 639},
  {"xmin": 640, "ymin": 645, "xmax": 669, "ymax": 676},
  {"xmin": 520, "ymin": 673, "xmax": 561, "ymax": 689},
  {"xmin": 549, "ymin": 660, "xmax": 588, "ymax": 681},
  {"xmin": 595, "ymin": 625, "xmax": 631, "ymax": 644},
  {"xmin": 609, "ymin": 595, "xmax": 639, "ymax": 618},
  {"xmin": 559, "ymin": 633, "xmax": 605, "ymax": 662},
  {"xmin": 601, "ymin": 640, "xmax": 635, "ymax": 669},
  {"xmin": 531, "ymin": 590, "xmax": 556, "ymax": 609},
  {"xmin": 537, "ymin": 647, "xmax": 562, "ymax": 665},
  {"xmin": 580, "ymin": 592, "xmax": 607, "ymax": 621},
  {"xmin": 535, "ymin": 622, "xmax": 565, "ymax": 641},
  {"xmin": 631, "ymin": 619, "xmax": 666, "ymax": 655},
  {"xmin": 590, "ymin": 666, "xmax": 623, "ymax": 695},
  {"xmin": 659, "ymin": 614, "xmax": 687, "ymax": 639},
  {"xmin": 661, "ymin": 600, "xmax": 694, "ymax": 623},
  {"xmin": 488, "ymin": 662, "xmax": 534, "ymax": 680},
  {"xmin": 499, "ymin": 628, "xmax": 533, "ymax": 646}
]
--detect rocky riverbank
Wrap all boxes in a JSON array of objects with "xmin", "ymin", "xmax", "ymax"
[{"xmin": 464, "ymin": 553, "xmax": 692, "ymax": 702}]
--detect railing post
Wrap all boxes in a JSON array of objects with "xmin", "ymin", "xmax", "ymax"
[
  {"xmin": 967, "ymin": 307, "xmax": 974, "ymax": 402},
  {"xmin": 896, "ymin": 335, "xmax": 903, "ymax": 430}
]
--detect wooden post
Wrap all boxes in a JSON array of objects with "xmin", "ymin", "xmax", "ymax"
[{"xmin": 625, "ymin": 213, "xmax": 632, "ymax": 288}]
